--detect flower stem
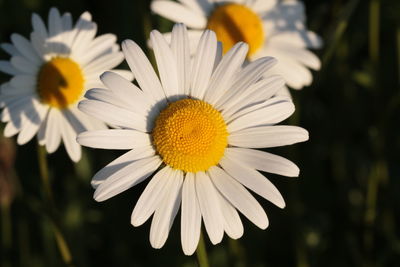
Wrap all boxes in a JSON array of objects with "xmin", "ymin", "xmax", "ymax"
[
  {"xmin": 37, "ymin": 145, "xmax": 53, "ymax": 202},
  {"xmin": 196, "ymin": 231, "xmax": 210, "ymax": 267},
  {"xmin": 37, "ymin": 145, "xmax": 74, "ymax": 266}
]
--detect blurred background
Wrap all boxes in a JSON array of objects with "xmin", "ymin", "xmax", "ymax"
[{"xmin": 0, "ymin": 0, "xmax": 399, "ymax": 266}]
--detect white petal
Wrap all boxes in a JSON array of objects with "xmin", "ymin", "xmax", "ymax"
[
  {"xmin": 79, "ymin": 34, "xmax": 117, "ymax": 65},
  {"xmin": 229, "ymin": 125, "xmax": 309, "ymax": 148},
  {"xmin": 48, "ymin": 8, "xmax": 62, "ymax": 37},
  {"xmin": 268, "ymin": 41, "xmax": 320, "ymax": 70},
  {"xmin": 44, "ymin": 108, "xmax": 62, "ymax": 153},
  {"xmin": 150, "ymin": 169, "xmax": 183, "ymax": 249},
  {"xmin": 11, "ymin": 56, "xmax": 39, "ymax": 74},
  {"xmin": 178, "ymin": 0, "xmax": 213, "ymax": 15},
  {"xmin": 0, "ymin": 60, "xmax": 19, "ymax": 75},
  {"xmin": 266, "ymin": 54, "xmax": 313, "ymax": 90},
  {"xmin": 122, "ymin": 40, "xmax": 166, "ymax": 105},
  {"xmin": 100, "ymin": 71, "xmax": 154, "ymax": 116},
  {"xmin": 227, "ymin": 100, "xmax": 295, "ymax": 132},
  {"xmin": 9, "ymin": 75, "xmax": 36, "ymax": 91},
  {"xmin": 30, "ymin": 32, "xmax": 47, "ymax": 58},
  {"xmin": 161, "ymin": 30, "xmax": 203, "ymax": 55},
  {"xmin": 78, "ymin": 100, "xmax": 148, "ymax": 131},
  {"xmin": 1, "ymin": 94, "xmax": 35, "ymax": 126},
  {"xmin": 4, "ymin": 121, "xmax": 19, "ymax": 137},
  {"xmin": 83, "ymin": 52, "xmax": 124, "ymax": 75},
  {"xmin": 84, "ymin": 88, "xmax": 132, "ymax": 111},
  {"xmin": 190, "ymin": 30, "xmax": 217, "ymax": 99},
  {"xmin": 94, "ymin": 156, "xmax": 162, "ymax": 202},
  {"xmin": 181, "ymin": 172, "xmax": 202, "ymax": 255},
  {"xmin": 204, "ymin": 42, "xmax": 248, "ymax": 105},
  {"xmin": 222, "ymin": 75, "xmax": 286, "ymax": 118},
  {"xmin": 108, "ymin": 70, "xmax": 134, "ymax": 81},
  {"xmin": 68, "ymin": 106, "xmax": 107, "ymax": 132},
  {"xmin": 10, "ymin": 34, "xmax": 42, "ymax": 64},
  {"xmin": 47, "ymin": 8, "xmax": 68, "ymax": 55},
  {"xmin": 91, "ymin": 146, "xmax": 155, "ymax": 188},
  {"xmin": 17, "ymin": 107, "xmax": 45, "ymax": 145},
  {"xmin": 269, "ymin": 31, "xmax": 323, "ymax": 49},
  {"xmin": 71, "ymin": 15, "xmax": 97, "ymax": 56},
  {"xmin": 61, "ymin": 12, "xmax": 72, "ymax": 32},
  {"xmin": 31, "ymin": 13, "xmax": 48, "ymax": 39},
  {"xmin": 215, "ymin": 57, "xmax": 277, "ymax": 109},
  {"xmin": 150, "ymin": 30, "xmax": 179, "ymax": 99},
  {"xmin": 170, "ymin": 24, "xmax": 191, "ymax": 96},
  {"xmin": 208, "ymin": 166, "xmax": 268, "ymax": 229},
  {"xmin": 1, "ymin": 43, "xmax": 19, "ymax": 56},
  {"xmin": 60, "ymin": 111, "xmax": 81, "ymax": 162},
  {"xmin": 219, "ymin": 157, "xmax": 285, "ymax": 208},
  {"xmin": 151, "ymin": 0, "xmax": 207, "ymax": 29},
  {"xmin": 131, "ymin": 166, "xmax": 174, "ymax": 226},
  {"xmin": 195, "ymin": 171, "xmax": 224, "ymax": 245},
  {"xmin": 63, "ymin": 109, "xmax": 84, "ymax": 134},
  {"xmin": 214, "ymin": 42, "xmax": 223, "ymax": 71},
  {"xmin": 250, "ymin": 0, "xmax": 277, "ymax": 12},
  {"xmin": 216, "ymin": 192, "xmax": 243, "ymax": 239},
  {"xmin": 77, "ymin": 129, "xmax": 151, "ymax": 150},
  {"xmin": 225, "ymin": 147, "xmax": 299, "ymax": 177},
  {"xmin": 226, "ymin": 96, "xmax": 290, "ymax": 123}
]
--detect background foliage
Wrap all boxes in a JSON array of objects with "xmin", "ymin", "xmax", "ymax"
[{"xmin": 0, "ymin": 0, "xmax": 399, "ymax": 266}]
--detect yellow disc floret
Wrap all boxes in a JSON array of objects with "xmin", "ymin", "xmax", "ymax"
[
  {"xmin": 207, "ymin": 3, "xmax": 264, "ymax": 57},
  {"xmin": 152, "ymin": 99, "xmax": 228, "ymax": 173},
  {"xmin": 37, "ymin": 57, "xmax": 85, "ymax": 109}
]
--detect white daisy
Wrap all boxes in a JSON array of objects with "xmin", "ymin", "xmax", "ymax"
[
  {"xmin": 77, "ymin": 24, "xmax": 309, "ymax": 255},
  {"xmin": 0, "ymin": 7, "xmax": 131, "ymax": 162},
  {"xmin": 151, "ymin": 0, "xmax": 322, "ymax": 91}
]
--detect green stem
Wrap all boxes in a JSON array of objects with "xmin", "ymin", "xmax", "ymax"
[
  {"xmin": 37, "ymin": 145, "xmax": 53, "ymax": 202},
  {"xmin": 369, "ymin": 0, "xmax": 380, "ymax": 66},
  {"xmin": 37, "ymin": 145, "xmax": 74, "ymax": 266},
  {"xmin": 196, "ymin": 231, "xmax": 210, "ymax": 267}
]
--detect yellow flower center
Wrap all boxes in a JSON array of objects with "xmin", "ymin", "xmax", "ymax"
[
  {"xmin": 152, "ymin": 99, "xmax": 228, "ymax": 173},
  {"xmin": 207, "ymin": 3, "xmax": 264, "ymax": 57},
  {"xmin": 37, "ymin": 57, "xmax": 85, "ymax": 109}
]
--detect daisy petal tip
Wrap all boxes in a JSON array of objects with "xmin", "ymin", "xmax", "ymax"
[
  {"xmin": 230, "ymin": 230, "xmax": 244, "ymax": 240},
  {"xmin": 99, "ymin": 70, "xmax": 114, "ymax": 83},
  {"xmin": 130, "ymin": 213, "xmax": 144, "ymax": 227},
  {"xmin": 93, "ymin": 189, "xmax": 108, "ymax": 202},
  {"xmin": 277, "ymin": 199, "xmax": 286, "ymax": 209},
  {"xmin": 182, "ymin": 245, "xmax": 196, "ymax": 256},
  {"xmin": 121, "ymin": 39, "xmax": 135, "ymax": 50},
  {"xmin": 302, "ymin": 128, "xmax": 310, "ymax": 142},
  {"xmin": 70, "ymin": 153, "xmax": 81, "ymax": 163},
  {"xmin": 260, "ymin": 222, "xmax": 269, "ymax": 230},
  {"xmin": 291, "ymin": 165, "xmax": 300, "ymax": 178}
]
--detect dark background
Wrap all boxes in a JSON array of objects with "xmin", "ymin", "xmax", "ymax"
[{"xmin": 0, "ymin": 0, "xmax": 399, "ymax": 266}]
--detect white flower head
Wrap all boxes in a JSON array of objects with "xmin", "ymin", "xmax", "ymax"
[
  {"xmin": 151, "ymin": 0, "xmax": 322, "ymax": 91},
  {"xmin": 77, "ymin": 23, "xmax": 309, "ymax": 255},
  {"xmin": 0, "ymin": 7, "xmax": 131, "ymax": 161}
]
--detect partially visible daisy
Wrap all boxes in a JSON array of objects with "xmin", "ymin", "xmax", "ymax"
[
  {"xmin": 0, "ymin": 7, "xmax": 131, "ymax": 161},
  {"xmin": 151, "ymin": 0, "xmax": 322, "ymax": 90},
  {"xmin": 78, "ymin": 24, "xmax": 308, "ymax": 255}
]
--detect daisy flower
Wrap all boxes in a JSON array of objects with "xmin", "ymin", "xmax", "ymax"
[
  {"xmin": 77, "ymin": 24, "xmax": 309, "ymax": 255},
  {"xmin": 0, "ymin": 7, "xmax": 131, "ymax": 162},
  {"xmin": 151, "ymin": 0, "xmax": 322, "ymax": 90}
]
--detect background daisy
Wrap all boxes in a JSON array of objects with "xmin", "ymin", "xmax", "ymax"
[
  {"xmin": 77, "ymin": 24, "xmax": 308, "ymax": 255},
  {"xmin": 151, "ymin": 0, "xmax": 322, "ymax": 90},
  {"xmin": 0, "ymin": 7, "xmax": 131, "ymax": 162}
]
